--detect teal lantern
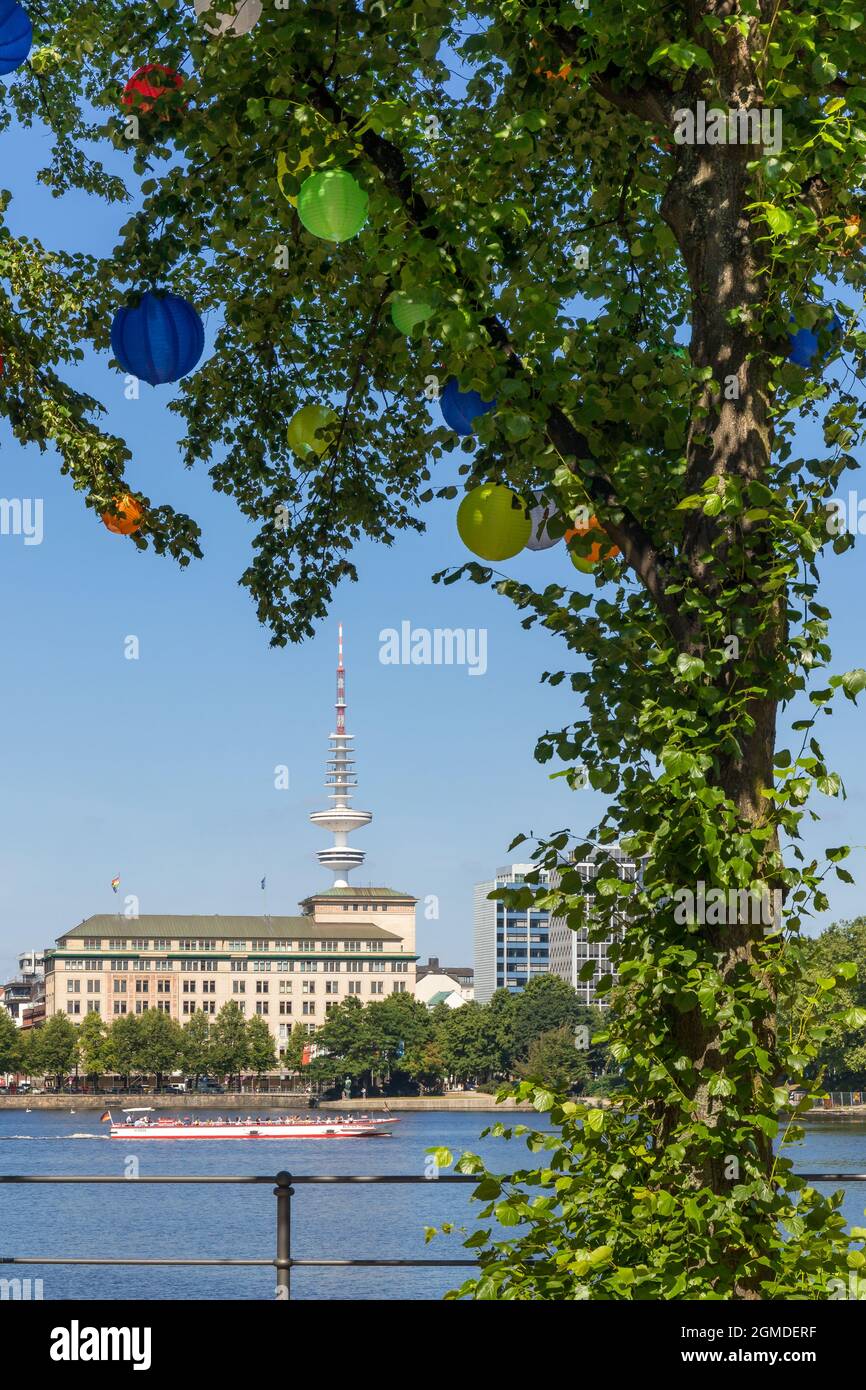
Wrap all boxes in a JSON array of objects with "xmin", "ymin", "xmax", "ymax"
[
  {"xmin": 297, "ymin": 171, "xmax": 368, "ymax": 243},
  {"xmin": 457, "ymin": 484, "xmax": 530, "ymax": 561},
  {"xmin": 391, "ymin": 292, "xmax": 434, "ymax": 335}
]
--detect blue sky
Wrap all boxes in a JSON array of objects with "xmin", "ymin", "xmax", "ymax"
[{"xmin": 2, "ymin": 94, "xmax": 866, "ymax": 983}]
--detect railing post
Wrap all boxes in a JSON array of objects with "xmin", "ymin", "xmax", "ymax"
[{"xmin": 274, "ymin": 1170, "xmax": 293, "ymax": 1301}]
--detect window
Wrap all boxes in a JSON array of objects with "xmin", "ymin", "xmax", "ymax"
[
  {"xmin": 113, "ymin": 1001, "xmax": 127, "ymax": 1016},
  {"xmin": 183, "ymin": 1001, "xmax": 194, "ymax": 1016},
  {"xmin": 237, "ymin": 1001, "xmax": 246, "ymax": 1015},
  {"xmin": 320, "ymin": 940, "xmax": 338, "ymax": 951},
  {"xmin": 391, "ymin": 960, "xmax": 409, "ymax": 973},
  {"xmin": 107, "ymin": 940, "xmax": 127, "ymax": 950},
  {"xmin": 233, "ymin": 980, "xmax": 246, "ymax": 995},
  {"xmin": 66, "ymin": 1001, "xmax": 80, "ymax": 1015},
  {"xmin": 299, "ymin": 940, "xmax": 316, "ymax": 951},
  {"xmin": 135, "ymin": 979, "xmax": 149, "ymax": 994},
  {"xmin": 255, "ymin": 980, "xmax": 269, "ymax": 995},
  {"xmin": 348, "ymin": 981, "xmax": 362, "ymax": 996},
  {"xmin": 278, "ymin": 980, "xmax": 292, "ymax": 995},
  {"xmin": 130, "ymin": 939, "xmax": 150, "ymax": 950},
  {"xmin": 302, "ymin": 1001, "xmax": 315, "ymax": 1016},
  {"xmin": 276, "ymin": 960, "xmax": 293, "ymax": 973},
  {"xmin": 110, "ymin": 959, "xmax": 130, "ymax": 971},
  {"xmin": 135, "ymin": 1001, "xmax": 147, "ymax": 1014},
  {"xmin": 87, "ymin": 1001, "xmax": 101, "ymax": 1014},
  {"xmin": 325, "ymin": 981, "xmax": 339, "ymax": 996},
  {"xmin": 227, "ymin": 940, "xmax": 246, "ymax": 950},
  {"xmin": 153, "ymin": 939, "xmax": 170, "ymax": 950},
  {"xmin": 370, "ymin": 981, "xmax": 384, "ymax": 995},
  {"xmin": 152, "ymin": 960, "xmax": 172, "ymax": 972},
  {"xmin": 252, "ymin": 960, "xmax": 271, "ymax": 973},
  {"xmin": 255, "ymin": 1002, "xmax": 269, "ymax": 1016},
  {"xmin": 203, "ymin": 1001, "xmax": 216, "ymax": 1015},
  {"xmin": 302, "ymin": 980, "xmax": 316, "ymax": 996},
  {"xmin": 113, "ymin": 979, "xmax": 127, "ymax": 994},
  {"xmin": 346, "ymin": 960, "xmax": 363, "ymax": 974},
  {"xmin": 279, "ymin": 1001, "xmax": 292, "ymax": 1015},
  {"xmin": 322, "ymin": 959, "xmax": 340, "ymax": 973},
  {"xmin": 157, "ymin": 979, "xmax": 171, "ymax": 994},
  {"xmin": 231, "ymin": 960, "xmax": 248, "ymax": 973},
  {"xmin": 251, "ymin": 940, "xmax": 270, "ymax": 950},
  {"xmin": 202, "ymin": 980, "xmax": 216, "ymax": 995},
  {"xmin": 67, "ymin": 979, "xmax": 80, "ymax": 994},
  {"xmin": 157, "ymin": 1001, "xmax": 171, "ymax": 1014},
  {"xmin": 86, "ymin": 978, "xmax": 100, "ymax": 994},
  {"xmin": 300, "ymin": 959, "xmax": 316, "ymax": 972},
  {"xmin": 392, "ymin": 982, "xmax": 407, "ymax": 994},
  {"xmin": 83, "ymin": 937, "xmax": 101, "ymax": 949},
  {"xmin": 305, "ymin": 1024, "xmax": 317, "ymax": 1036},
  {"xmin": 183, "ymin": 980, "xmax": 196, "ymax": 994}
]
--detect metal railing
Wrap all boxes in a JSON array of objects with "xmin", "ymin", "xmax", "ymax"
[
  {"xmin": 0, "ymin": 1173, "xmax": 480, "ymax": 1299},
  {"xmin": 2, "ymin": 1170, "xmax": 864, "ymax": 1300}
]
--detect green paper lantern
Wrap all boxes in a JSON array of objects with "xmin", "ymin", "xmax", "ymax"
[
  {"xmin": 297, "ymin": 170, "xmax": 368, "ymax": 243},
  {"xmin": 287, "ymin": 404, "xmax": 338, "ymax": 459},
  {"xmin": 391, "ymin": 292, "xmax": 434, "ymax": 335},
  {"xmin": 570, "ymin": 553, "xmax": 595, "ymax": 573},
  {"xmin": 457, "ymin": 484, "xmax": 531, "ymax": 562}
]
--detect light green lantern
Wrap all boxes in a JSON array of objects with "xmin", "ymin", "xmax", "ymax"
[
  {"xmin": 457, "ymin": 484, "xmax": 531, "ymax": 562},
  {"xmin": 391, "ymin": 292, "xmax": 434, "ymax": 335},
  {"xmin": 297, "ymin": 170, "xmax": 369, "ymax": 243},
  {"xmin": 287, "ymin": 404, "xmax": 338, "ymax": 460}
]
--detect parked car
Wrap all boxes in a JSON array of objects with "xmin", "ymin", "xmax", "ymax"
[
  {"xmin": 165, "ymin": 1082, "xmax": 187, "ymax": 1094},
  {"xmin": 194, "ymin": 1078, "xmax": 224, "ymax": 1093}
]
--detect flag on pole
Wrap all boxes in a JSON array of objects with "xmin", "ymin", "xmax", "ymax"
[
  {"xmin": 100, "ymin": 1111, "xmax": 112, "ymax": 1123},
  {"xmin": 111, "ymin": 876, "xmax": 120, "ymax": 894},
  {"xmin": 260, "ymin": 877, "xmax": 266, "ymax": 890}
]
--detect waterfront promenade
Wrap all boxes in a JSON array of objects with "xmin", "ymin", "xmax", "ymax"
[{"xmin": 0, "ymin": 1091, "xmax": 540, "ymax": 1112}]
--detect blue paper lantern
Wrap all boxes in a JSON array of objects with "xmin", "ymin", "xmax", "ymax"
[
  {"xmin": 439, "ymin": 377, "xmax": 496, "ymax": 436},
  {"xmin": 787, "ymin": 312, "xmax": 842, "ymax": 368},
  {"xmin": 111, "ymin": 292, "xmax": 205, "ymax": 386},
  {"xmin": 0, "ymin": 0, "xmax": 32, "ymax": 76}
]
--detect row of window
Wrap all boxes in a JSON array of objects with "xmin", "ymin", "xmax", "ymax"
[
  {"xmin": 58, "ymin": 950, "xmax": 408, "ymax": 973},
  {"xmin": 64, "ymin": 981, "xmax": 409, "ymax": 1018},
  {"xmin": 73, "ymin": 933, "xmax": 394, "ymax": 951}
]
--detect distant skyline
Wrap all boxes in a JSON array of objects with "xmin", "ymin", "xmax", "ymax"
[{"xmin": 3, "ymin": 106, "xmax": 866, "ymax": 983}]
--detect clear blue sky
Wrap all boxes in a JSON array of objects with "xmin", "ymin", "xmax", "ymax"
[{"xmin": 1, "ymin": 101, "xmax": 865, "ymax": 983}]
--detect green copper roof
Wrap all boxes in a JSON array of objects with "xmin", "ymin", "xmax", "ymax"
[
  {"xmin": 54, "ymin": 915, "xmax": 402, "ymax": 945},
  {"xmin": 299, "ymin": 887, "xmax": 417, "ymax": 901}
]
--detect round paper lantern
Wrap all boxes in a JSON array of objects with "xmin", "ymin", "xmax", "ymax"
[
  {"xmin": 0, "ymin": 0, "xmax": 32, "ymax": 77},
  {"xmin": 391, "ymin": 292, "xmax": 434, "ymax": 336},
  {"xmin": 122, "ymin": 64, "xmax": 184, "ymax": 115},
  {"xmin": 525, "ymin": 497, "xmax": 561, "ymax": 551},
  {"xmin": 111, "ymin": 292, "xmax": 205, "ymax": 386},
  {"xmin": 566, "ymin": 513, "xmax": 619, "ymax": 571},
  {"xmin": 457, "ymin": 484, "xmax": 530, "ymax": 562},
  {"xmin": 440, "ymin": 377, "xmax": 497, "ymax": 436},
  {"xmin": 287, "ymin": 404, "xmax": 338, "ymax": 460},
  {"xmin": 297, "ymin": 171, "xmax": 368, "ymax": 243},
  {"xmin": 194, "ymin": 0, "xmax": 261, "ymax": 36},
  {"xmin": 787, "ymin": 312, "xmax": 842, "ymax": 368},
  {"xmin": 101, "ymin": 495, "xmax": 144, "ymax": 536}
]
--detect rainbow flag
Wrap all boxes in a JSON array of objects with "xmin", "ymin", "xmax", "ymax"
[{"xmin": 111, "ymin": 876, "xmax": 120, "ymax": 893}]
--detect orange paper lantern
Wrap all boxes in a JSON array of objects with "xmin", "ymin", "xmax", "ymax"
[
  {"xmin": 565, "ymin": 513, "xmax": 619, "ymax": 569},
  {"xmin": 101, "ymin": 495, "xmax": 144, "ymax": 535}
]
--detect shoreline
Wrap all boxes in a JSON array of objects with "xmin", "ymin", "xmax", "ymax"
[{"xmin": 0, "ymin": 1092, "xmax": 539, "ymax": 1112}]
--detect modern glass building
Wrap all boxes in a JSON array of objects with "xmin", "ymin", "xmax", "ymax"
[
  {"xmin": 473, "ymin": 864, "xmax": 552, "ymax": 1003},
  {"xmin": 549, "ymin": 844, "xmax": 640, "ymax": 1005}
]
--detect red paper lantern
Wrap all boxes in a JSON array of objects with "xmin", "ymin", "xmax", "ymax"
[{"xmin": 122, "ymin": 65, "xmax": 184, "ymax": 115}]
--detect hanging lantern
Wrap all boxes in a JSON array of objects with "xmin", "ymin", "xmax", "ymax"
[
  {"xmin": 457, "ymin": 484, "xmax": 530, "ymax": 561},
  {"xmin": 565, "ymin": 513, "xmax": 620, "ymax": 571},
  {"xmin": 0, "ymin": 0, "xmax": 31, "ymax": 77},
  {"xmin": 787, "ymin": 312, "xmax": 842, "ymax": 368},
  {"xmin": 111, "ymin": 291, "xmax": 205, "ymax": 387},
  {"xmin": 101, "ymin": 495, "xmax": 144, "ymax": 536},
  {"xmin": 287, "ymin": 404, "xmax": 338, "ymax": 460},
  {"xmin": 193, "ymin": 0, "xmax": 261, "ymax": 36},
  {"xmin": 122, "ymin": 64, "xmax": 184, "ymax": 115},
  {"xmin": 297, "ymin": 171, "xmax": 368, "ymax": 243},
  {"xmin": 525, "ymin": 496, "xmax": 561, "ymax": 552},
  {"xmin": 391, "ymin": 292, "xmax": 435, "ymax": 336},
  {"xmin": 440, "ymin": 377, "xmax": 496, "ymax": 436}
]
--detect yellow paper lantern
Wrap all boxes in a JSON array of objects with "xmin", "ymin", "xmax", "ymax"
[
  {"xmin": 457, "ymin": 484, "xmax": 530, "ymax": 561},
  {"xmin": 287, "ymin": 404, "xmax": 338, "ymax": 460}
]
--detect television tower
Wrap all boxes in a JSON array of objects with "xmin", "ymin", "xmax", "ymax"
[{"xmin": 309, "ymin": 625, "xmax": 372, "ymax": 887}]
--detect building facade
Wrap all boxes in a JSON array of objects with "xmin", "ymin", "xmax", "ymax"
[
  {"xmin": 0, "ymin": 951, "xmax": 46, "ymax": 1028},
  {"xmin": 45, "ymin": 897, "xmax": 416, "ymax": 1059},
  {"xmin": 415, "ymin": 958, "xmax": 474, "ymax": 1009},
  {"xmin": 42, "ymin": 628, "xmax": 419, "ymax": 1061},
  {"xmin": 548, "ymin": 844, "xmax": 639, "ymax": 1005},
  {"xmin": 473, "ymin": 864, "xmax": 551, "ymax": 1004}
]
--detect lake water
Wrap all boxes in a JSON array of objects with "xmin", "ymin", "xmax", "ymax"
[{"xmin": 2, "ymin": 1108, "xmax": 865, "ymax": 1301}]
